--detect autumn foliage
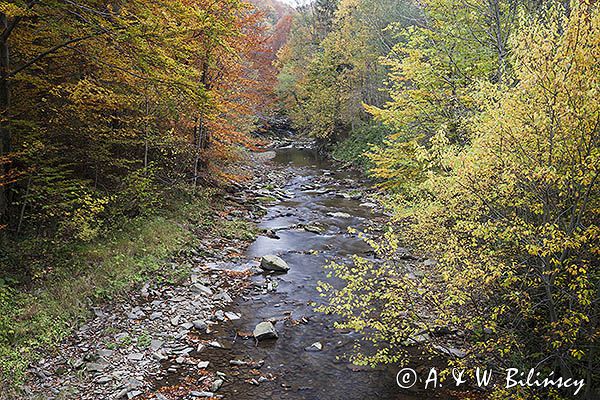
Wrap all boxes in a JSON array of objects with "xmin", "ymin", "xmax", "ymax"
[
  {"xmin": 279, "ymin": 0, "xmax": 600, "ymax": 399},
  {"xmin": 0, "ymin": 0, "xmax": 281, "ymax": 240}
]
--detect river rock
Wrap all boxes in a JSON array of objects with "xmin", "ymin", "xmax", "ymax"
[
  {"xmin": 214, "ymin": 291, "xmax": 233, "ymax": 303},
  {"xmin": 180, "ymin": 322, "xmax": 194, "ymax": 330},
  {"xmin": 150, "ymin": 311, "xmax": 163, "ymax": 320},
  {"xmin": 127, "ymin": 353, "xmax": 144, "ymax": 361},
  {"xmin": 86, "ymin": 362, "xmax": 107, "ymax": 372},
  {"xmin": 433, "ymin": 344, "xmax": 466, "ymax": 358},
  {"xmin": 127, "ymin": 390, "xmax": 143, "ymax": 399},
  {"xmin": 96, "ymin": 375, "xmax": 112, "ymax": 384},
  {"xmin": 253, "ymin": 321, "xmax": 278, "ymax": 340},
  {"xmin": 191, "ymin": 392, "xmax": 215, "ymax": 398},
  {"xmin": 225, "ymin": 312, "xmax": 240, "ymax": 320},
  {"xmin": 191, "ymin": 283, "xmax": 213, "ymax": 296},
  {"xmin": 193, "ymin": 320, "xmax": 208, "ymax": 330},
  {"xmin": 304, "ymin": 342, "xmax": 323, "ymax": 352},
  {"xmin": 304, "ymin": 223, "xmax": 325, "ymax": 234},
  {"xmin": 402, "ymin": 333, "xmax": 430, "ymax": 346},
  {"xmin": 260, "ymin": 255, "xmax": 289, "ymax": 272},
  {"xmin": 150, "ymin": 339, "xmax": 164, "ymax": 351},
  {"xmin": 97, "ymin": 349, "xmax": 113, "ymax": 358},
  {"xmin": 328, "ymin": 212, "xmax": 352, "ymax": 218},
  {"xmin": 212, "ymin": 379, "xmax": 224, "ymax": 392},
  {"xmin": 360, "ymin": 202, "xmax": 377, "ymax": 208}
]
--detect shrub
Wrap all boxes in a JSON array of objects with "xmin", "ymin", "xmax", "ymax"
[
  {"xmin": 331, "ymin": 124, "xmax": 390, "ymax": 170},
  {"xmin": 320, "ymin": 3, "xmax": 600, "ymax": 398}
]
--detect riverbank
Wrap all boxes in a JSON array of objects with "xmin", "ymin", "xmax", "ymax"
[
  {"xmin": 18, "ymin": 141, "xmax": 465, "ymax": 400},
  {"xmin": 5, "ymin": 148, "xmax": 289, "ymax": 400}
]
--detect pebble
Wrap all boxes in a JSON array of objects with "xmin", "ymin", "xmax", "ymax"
[
  {"xmin": 212, "ymin": 379, "xmax": 224, "ymax": 391},
  {"xmin": 150, "ymin": 339, "xmax": 164, "ymax": 351},
  {"xmin": 190, "ymin": 392, "xmax": 215, "ymax": 398},
  {"xmin": 225, "ymin": 312, "xmax": 240, "ymax": 320},
  {"xmin": 305, "ymin": 342, "xmax": 323, "ymax": 352},
  {"xmin": 127, "ymin": 353, "xmax": 144, "ymax": 361}
]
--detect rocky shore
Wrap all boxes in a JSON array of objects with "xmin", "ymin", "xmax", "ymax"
[{"xmin": 20, "ymin": 147, "xmax": 291, "ymax": 400}]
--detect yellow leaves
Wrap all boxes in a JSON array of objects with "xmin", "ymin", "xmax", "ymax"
[
  {"xmin": 67, "ymin": 79, "xmax": 119, "ymax": 109},
  {"xmin": 570, "ymin": 348, "xmax": 585, "ymax": 360},
  {"xmin": 0, "ymin": 2, "xmax": 33, "ymax": 17}
]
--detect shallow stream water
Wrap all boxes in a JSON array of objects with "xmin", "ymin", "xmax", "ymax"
[{"xmin": 158, "ymin": 147, "xmax": 455, "ymax": 400}]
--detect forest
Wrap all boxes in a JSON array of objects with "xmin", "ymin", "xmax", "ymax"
[{"xmin": 0, "ymin": 0, "xmax": 598, "ymax": 399}]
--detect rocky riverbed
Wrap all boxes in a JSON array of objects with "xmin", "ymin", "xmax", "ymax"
[
  {"xmin": 19, "ymin": 147, "xmax": 289, "ymax": 400},
  {"xmin": 20, "ymin": 141, "xmax": 465, "ymax": 400}
]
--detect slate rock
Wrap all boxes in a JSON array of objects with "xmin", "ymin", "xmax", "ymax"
[
  {"xmin": 260, "ymin": 255, "xmax": 289, "ymax": 272},
  {"xmin": 253, "ymin": 321, "xmax": 278, "ymax": 340}
]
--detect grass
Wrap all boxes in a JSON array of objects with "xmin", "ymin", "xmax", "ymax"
[{"xmin": 0, "ymin": 189, "xmax": 252, "ymax": 392}]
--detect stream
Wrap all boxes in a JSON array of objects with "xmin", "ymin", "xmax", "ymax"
[{"xmin": 155, "ymin": 146, "xmax": 452, "ymax": 400}]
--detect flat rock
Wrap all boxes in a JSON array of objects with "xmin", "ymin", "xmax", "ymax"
[
  {"xmin": 360, "ymin": 202, "xmax": 377, "ymax": 208},
  {"xmin": 127, "ymin": 353, "xmax": 144, "ymax": 361},
  {"xmin": 328, "ymin": 212, "xmax": 352, "ymax": 218},
  {"xmin": 150, "ymin": 339, "xmax": 164, "ymax": 351},
  {"xmin": 260, "ymin": 255, "xmax": 289, "ymax": 272},
  {"xmin": 181, "ymin": 322, "xmax": 194, "ymax": 330},
  {"xmin": 424, "ymin": 259, "xmax": 437, "ymax": 267},
  {"xmin": 97, "ymin": 349, "xmax": 114, "ymax": 358},
  {"xmin": 191, "ymin": 283, "xmax": 214, "ymax": 296},
  {"xmin": 86, "ymin": 362, "xmax": 108, "ymax": 372},
  {"xmin": 433, "ymin": 344, "xmax": 466, "ymax": 358},
  {"xmin": 402, "ymin": 333, "xmax": 430, "ymax": 346},
  {"xmin": 193, "ymin": 320, "xmax": 208, "ymax": 330},
  {"xmin": 96, "ymin": 375, "xmax": 112, "ymax": 384},
  {"xmin": 150, "ymin": 312, "xmax": 163, "ymax": 320},
  {"xmin": 225, "ymin": 312, "xmax": 240, "ymax": 320},
  {"xmin": 191, "ymin": 392, "xmax": 215, "ymax": 398},
  {"xmin": 213, "ymin": 291, "xmax": 232, "ymax": 303},
  {"xmin": 253, "ymin": 321, "xmax": 278, "ymax": 340},
  {"xmin": 304, "ymin": 342, "xmax": 323, "ymax": 352}
]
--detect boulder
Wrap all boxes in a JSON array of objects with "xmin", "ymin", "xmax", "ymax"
[
  {"xmin": 260, "ymin": 255, "xmax": 290, "ymax": 273},
  {"xmin": 253, "ymin": 321, "xmax": 278, "ymax": 340}
]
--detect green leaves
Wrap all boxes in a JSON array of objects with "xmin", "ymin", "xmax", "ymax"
[{"xmin": 319, "ymin": 1, "xmax": 600, "ymax": 396}]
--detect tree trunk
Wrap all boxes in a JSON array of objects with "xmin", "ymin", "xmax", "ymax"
[
  {"xmin": 143, "ymin": 92, "xmax": 149, "ymax": 171},
  {"xmin": 193, "ymin": 60, "xmax": 211, "ymax": 191},
  {"xmin": 193, "ymin": 116, "xmax": 203, "ymax": 191},
  {"xmin": 0, "ymin": 12, "xmax": 11, "ymax": 221}
]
